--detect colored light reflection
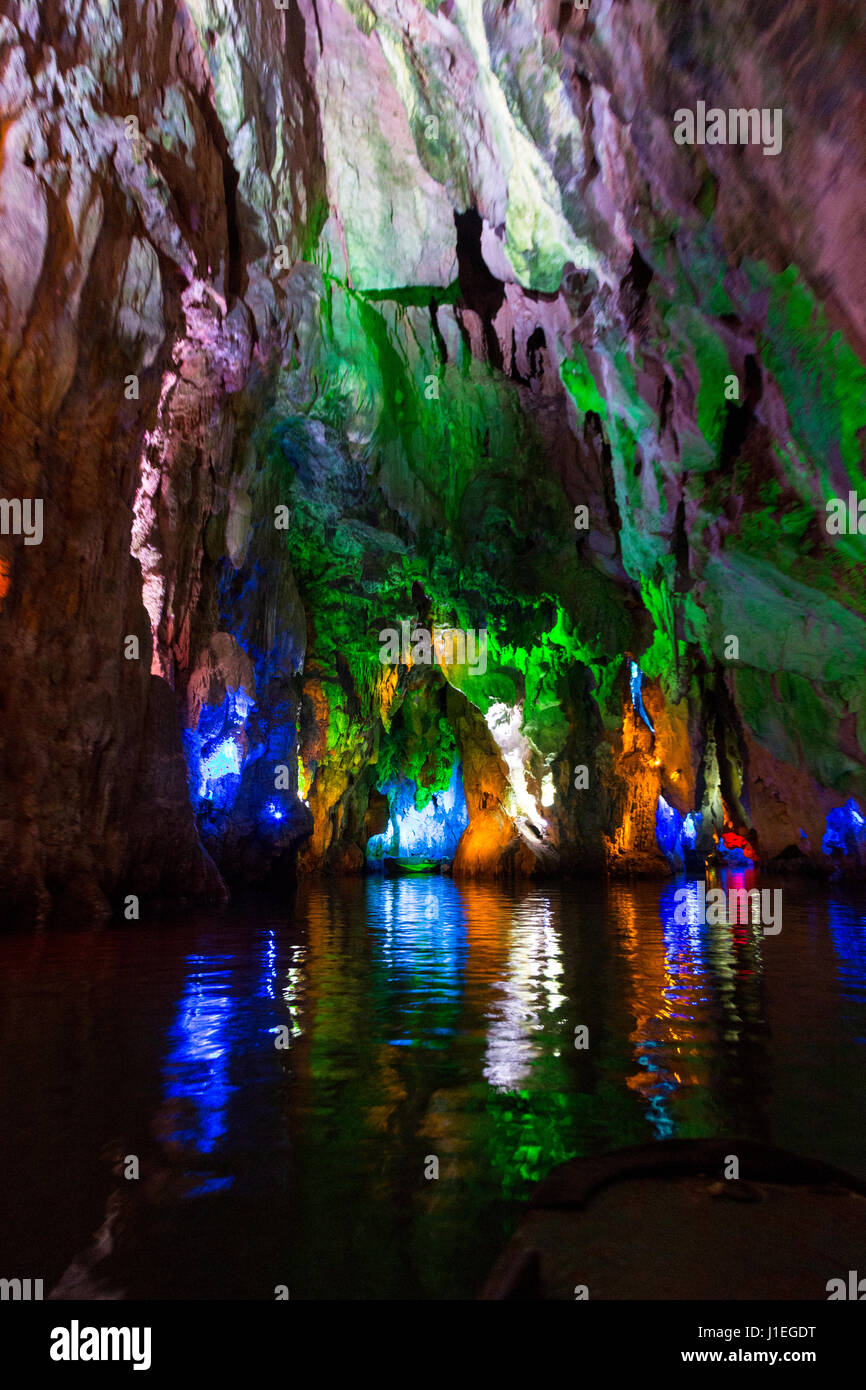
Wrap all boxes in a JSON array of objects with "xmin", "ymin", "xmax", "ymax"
[
  {"xmin": 828, "ymin": 899, "xmax": 866, "ymax": 1041},
  {"xmin": 259, "ymin": 930, "xmax": 278, "ymax": 1000},
  {"xmin": 482, "ymin": 893, "xmax": 567, "ymax": 1091},
  {"xmin": 162, "ymin": 955, "xmax": 236, "ymax": 1161},
  {"xmin": 373, "ymin": 877, "xmax": 466, "ymax": 1048},
  {"xmin": 280, "ymin": 943, "xmax": 306, "ymax": 1043},
  {"xmin": 618, "ymin": 877, "xmax": 766, "ymax": 1143},
  {"xmin": 621, "ymin": 885, "xmax": 702, "ymax": 1139}
]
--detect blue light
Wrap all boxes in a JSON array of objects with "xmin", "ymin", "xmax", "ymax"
[
  {"xmin": 822, "ymin": 798, "xmax": 866, "ymax": 857},
  {"xmin": 264, "ymin": 800, "xmax": 285, "ymax": 822},
  {"xmin": 199, "ymin": 737, "xmax": 241, "ymax": 796},
  {"xmin": 629, "ymin": 660, "xmax": 655, "ymax": 734},
  {"xmin": 827, "ymin": 899, "xmax": 866, "ymax": 1036},
  {"xmin": 656, "ymin": 796, "xmax": 703, "ymax": 867},
  {"xmin": 682, "ymin": 812, "xmax": 701, "ymax": 848},
  {"xmin": 367, "ymin": 876, "xmax": 467, "ymax": 1047},
  {"xmin": 656, "ymin": 794, "xmax": 683, "ymax": 861},
  {"xmin": 162, "ymin": 956, "xmax": 235, "ymax": 1161},
  {"xmin": 183, "ymin": 686, "xmax": 254, "ymax": 815},
  {"xmin": 367, "ymin": 761, "xmax": 469, "ymax": 863}
]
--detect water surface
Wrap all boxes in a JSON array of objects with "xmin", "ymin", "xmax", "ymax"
[{"xmin": 1, "ymin": 875, "xmax": 865, "ymax": 1299}]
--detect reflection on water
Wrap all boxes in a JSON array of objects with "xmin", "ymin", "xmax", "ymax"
[
  {"xmin": 163, "ymin": 957, "xmax": 235, "ymax": 1164},
  {"xmin": 828, "ymin": 899, "xmax": 866, "ymax": 1041},
  {"xmin": 483, "ymin": 892, "xmax": 567, "ymax": 1091},
  {"xmin": 1, "ymin": 875, "xmax": 865, "ymax": 1299},
  {"xmin": 624, "ymin": 874, "xmax": 771, "ymax": 1141}
]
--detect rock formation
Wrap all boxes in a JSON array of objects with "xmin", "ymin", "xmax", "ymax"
[{"xmin": 1, "ymin": 0, "xmax": 865, "ymax": 923}]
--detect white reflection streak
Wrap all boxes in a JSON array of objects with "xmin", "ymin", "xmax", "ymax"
[
  {"xmin": 483, "ymin": 901, "xmax": 564, "ymax": 1090},
  {"xmin": 259, "ymin": 930, "xmax": 278, "ymax": 1000},
  {"xmin": 280, "ymin": 943, "xmax": 305, "ymax": 1041}
]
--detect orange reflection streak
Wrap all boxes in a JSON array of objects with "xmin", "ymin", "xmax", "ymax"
[
  {"xmin": 616, "ymin": 887, "xmax": 707, "ymax": 1114},
  {"xmin": 459, "ymin": 882, "xmax": 513, "ymax": 976}
]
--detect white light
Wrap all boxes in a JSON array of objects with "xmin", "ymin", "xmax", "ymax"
[{"xmin": 485, "ymin": 701, "xmax": 546, "ymax": 827}]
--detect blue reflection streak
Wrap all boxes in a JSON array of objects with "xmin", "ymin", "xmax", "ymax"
[
  {"xmin": 366, "ymin": 877, "xmax": 468, "ymax": 1046},
  {"xmin": 828, "ymin": 899, "xmax": 866, "ymax": 1043},
  {"xmin": 162, "ymin": 956, "xmax": 235, "ymax": 1157},
  {"xmin": 623, "ymin": 880, "xmax": 716, "ymax": 1141}
]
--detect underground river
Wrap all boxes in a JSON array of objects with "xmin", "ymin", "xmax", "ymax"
[{"xmin": 1, "ymin": 874, "xmax": 865, "ymax": 1301}]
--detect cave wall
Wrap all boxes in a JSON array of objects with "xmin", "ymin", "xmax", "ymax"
[
  {"xmin": 0, "ymin": 0, "xmax": 324, "ymax": 921},
  {"xmin": 1, "ymin": 0, "xmax": 865, "ymax": 920}
]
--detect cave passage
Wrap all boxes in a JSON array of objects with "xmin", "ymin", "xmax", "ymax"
[{"xmin": 2, "ymin": 0, "xmax": 866, "ymax": 1323}]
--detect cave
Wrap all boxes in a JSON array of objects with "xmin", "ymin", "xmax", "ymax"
[{"xmin": 1, "ymin": 0, "xmax": 866, "ymax": 1322}]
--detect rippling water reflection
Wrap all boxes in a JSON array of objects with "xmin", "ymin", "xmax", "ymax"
[{"xmin": 1, "ymin": 875, "xmax": 865, "ymax": 1298}]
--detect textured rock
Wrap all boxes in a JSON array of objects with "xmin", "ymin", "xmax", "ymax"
[
  {"xmin": 0, "ymin": 0, "xmax": 322, "ymax": 921},
  {"xmin": 1, "ymin": 1, "xmax": 866, "ymax": 919}
]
